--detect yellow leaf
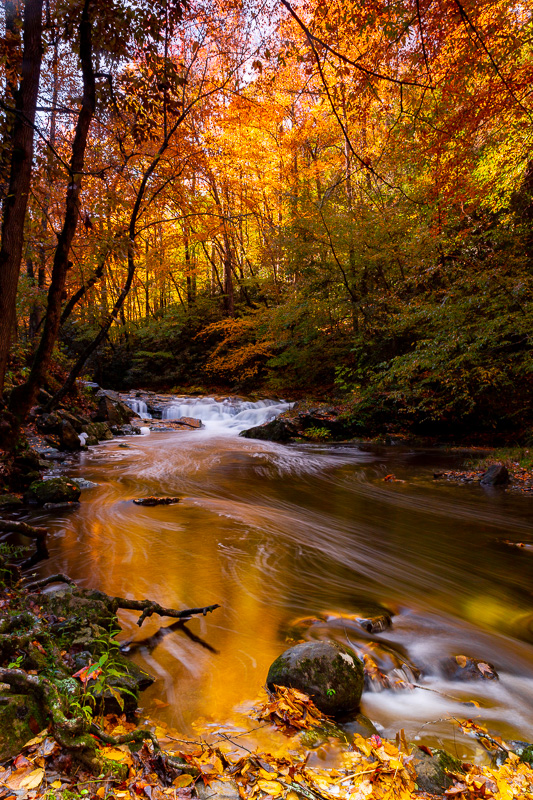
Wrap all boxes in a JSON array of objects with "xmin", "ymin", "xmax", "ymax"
[
  {"xmin": 20, "ymin": 768, "xmax": 45, "ymax": 790},
  {"xmin": 101, "ymin": 746, "xmax": 133, "ymax": 764},
  {"xmin": 22, "ymin": 732, "xmax": 47, "ymax": 748},
  {"xmin": 174, "ymin": 774, "xmax": 194, "ymax": 787},
  {"xmin": 51, "ymin": 780, "xmax": 62, "ymax": 789},
  {"xmin": 257, "ymin": 780, "xmax": 284, "ymax": 796}
]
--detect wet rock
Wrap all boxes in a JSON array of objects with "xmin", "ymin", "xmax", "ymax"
[
  {"xmin": 492, "ymin": 740, "xmax": 533, "ymax": 767},
  {"xmin": 60, "ymin": 420, "xmax": 81, "ymax": 451},
  {"xmin": 25, "ymin": 477, "xmax": 81, "ymax": 506},
  {"xmin": 0, "ymin": 493, "xmax": 23, "ymax": 510},
  {"xmin": 13, "ymin": 448, "xmax": 41, "ymax": 471},
  {"xmin": 84, "ymin": 421, "xmax": 113, "ymax": 441},
  {"xmin": 267, "ymin": 640, "xmax": 364, "ymax": 717},
  {"xmin": 95, "ymin": 394, "xmax": 136, "ymax": 426},
  {"xmin": 297, "ymin": 408, "xmax": 352, "ymax": 438},
  {"xmin": 36, "ymin": 411, "xmax": 62, "ymax": 435},
  {"xmin": 240, "ymin": 418, "xmax": 297, "ymax": 443},
  {"xmin": 71, "ymin": 478, "xmax": 99, "ymax": 490},
  {"xmin": 0, "ymin": 693, "xmax": 46, "ymax": 761},
  {"xmin": 196, "ymin": 780, "xmax": 240, "ymax": 800},
  {"xmin": 58, "ymin": 409, "xmax": 87, "ymax": 432},
  {"xmin": 440, "ymin": 655, "xmax": 498, "ymax": 682},
  {"xmin": 34, "ymin": 586, "xmax": 116, "ymax": 634},
  {"xmin": 133, "ymin": 496, "xmax": 180, "ymax": 506},
  {"xmin": 412, "ymin": 748, "xmax": 463, "ymax": 795},
  {"xmin": 177, "ymin": 416, "xmax": 203, "ymax": 429},
  {"xmin": 43, "ymin": 501, "xmax": 81, "ymax": 511},
  {"xmin": 480, "ymin": 464, "xmax": 509, "ymax": 486},
  {"xmin": 342, "ymin": 712, "xmax": 379, "ymax": 739},
  {"xmin": 111, "ymin": 424, "xmax": 141, "ymax": 436}
]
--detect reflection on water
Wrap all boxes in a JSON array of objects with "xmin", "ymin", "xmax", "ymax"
[{"xmin": 31, "ymin": 398, "xmax": 533, "ymax": 752}]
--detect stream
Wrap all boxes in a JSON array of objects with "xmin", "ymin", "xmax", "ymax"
[{"xmin": 30, "ymin": 395, "xmax": 533, "ymax": 758}]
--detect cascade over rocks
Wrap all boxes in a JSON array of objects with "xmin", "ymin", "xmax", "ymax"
[
  {"xmin": 266, "ymin": 640, "xmax": 364, "ymax": 717},
  {"xmin": 240, "ymin": 403, "xmax": 356, "ymax": 443}
]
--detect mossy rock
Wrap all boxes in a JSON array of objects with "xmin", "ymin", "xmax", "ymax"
[
  {"xmin": 412, "ymin": 748, "xmax": 464, "ymax": 795},
  {"xmin": 0, "ymin": 493, "xmax": 23, "ymax": 509},
  {"xmin": 85, "ymin": 421, "xmax": 113, "ymax": 441},
  {"xmin": 0, "ymin": 693, "xmax": 46, "ymax": 761},
  {"xmin": 25, "ymin": 477, "xmax": 81, "ymax": 506},
  {"xmin": 267, "ymin": 640, "xmax": 364, "ymax": 717},
  {"xmin": 30, "ymin": 587, "xmax": 117, "ymax": 639},
  {"xmin": 87, "ymin": 653, "xmax": 155, "ymax": 715}
]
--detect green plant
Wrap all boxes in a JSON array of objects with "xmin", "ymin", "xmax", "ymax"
[
  {"xmin": 304, "ymin": 427, "xmax": 331, "ymax": 440},
  {"xmin": 75, "ymin": 628, "xmax": 137, "ymax": 720}
]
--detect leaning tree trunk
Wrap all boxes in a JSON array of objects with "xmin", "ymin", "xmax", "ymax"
[
  {"xmin": 0, "ymin": 0, "xmax": 44, "ymax": 398},
  {"xmin": 9, "ymin": 0, "xmax": 95, "ymax": 420}
]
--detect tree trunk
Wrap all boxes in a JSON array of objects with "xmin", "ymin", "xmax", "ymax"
[
  {"xmin": 9, "ymin": 0, "xmax": 95, "ymax": 419},
  {"xmin": 0, "ymin": 0, "xmax": 44, "ymax": 397}
]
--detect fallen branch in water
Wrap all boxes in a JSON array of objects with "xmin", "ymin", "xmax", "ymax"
[
  {"xmin": 110, "ymin": 597, "xmax": 221, "ymax": 627},
  {"xmin": 0, "ymin": 518, "xmax": 48, "ymax": 540},
  {"xmin": 25, "ymin": 573, "xmax": 77, "ymax": 591}
]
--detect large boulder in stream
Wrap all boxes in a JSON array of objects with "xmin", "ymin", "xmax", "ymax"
[
  {"xmin": 267, "ymin": 640, "xmax": 364, "ymax": 717},
  {"xmin": 240, "ymin": 418, "xmax": 297, "ymax": 443},
  {"xmin": 95, "ymin": 393, "xmax": 136, "ymax": 426},
  {"xmin": 480, "ymin": 464, "xmax": 509, "ymax": 486},
  {"xmin": 25, "ymin": 477, "xmax": 81, "ymax": 506}
]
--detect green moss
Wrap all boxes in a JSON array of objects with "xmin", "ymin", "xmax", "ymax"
[{"xmin": 0, "ymin": 694, "xmax": 47, "ymax": 760}]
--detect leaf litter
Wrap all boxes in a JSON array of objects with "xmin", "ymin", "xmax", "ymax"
[{"xmin": 0, "ymin": 690, "xmax": 532, "ymax": 799}]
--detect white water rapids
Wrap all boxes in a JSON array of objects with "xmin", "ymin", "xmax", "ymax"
[{"xmin": 32, "ymin": 394, "xmax": 533, "ymax": 755}]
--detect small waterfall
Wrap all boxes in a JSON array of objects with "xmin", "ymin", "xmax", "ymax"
[
  {"xmin": 162, "ymin": 396, "xmax": 290, "ymax": 433},
  {"xmin": 126, "ymin": 399, "xmax": 152, "ymax": 419}
]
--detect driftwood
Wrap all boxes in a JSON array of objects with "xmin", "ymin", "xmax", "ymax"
[{"xmin": 111, "ymin": 597, "xmax": 221, "ymax": 627}]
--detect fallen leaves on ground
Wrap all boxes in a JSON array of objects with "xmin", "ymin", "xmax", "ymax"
[
  {"xmin": 253, "ymin": 686, "xmax": 329, "ymax": 733},
  {"xmin": 0, "ymin": 705, "xmax": 532, "ymax": 800}
]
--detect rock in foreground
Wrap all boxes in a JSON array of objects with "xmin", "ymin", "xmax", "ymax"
[{"xmin": 267, "ymin": 640, "xmax": 364, "ymax": 717}]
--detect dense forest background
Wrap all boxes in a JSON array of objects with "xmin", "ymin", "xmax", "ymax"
[{"xmin": 0, "ymin": 0, "xmax": 532, "ymax": 439}]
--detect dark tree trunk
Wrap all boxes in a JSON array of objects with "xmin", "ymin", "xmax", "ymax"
[
  {"xmin": 0, "ymin": 0, "xmax": 44, "ymax": 397},
  {"xmin": 10, "ymin": 0, "xmax": 95, "ymax": 419}
]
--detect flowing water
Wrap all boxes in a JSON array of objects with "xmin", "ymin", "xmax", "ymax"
[{"xmin": 29, "ymin": 396, "xmax": 533, "ymax": 757}]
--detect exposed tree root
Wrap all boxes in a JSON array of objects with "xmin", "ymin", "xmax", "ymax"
[
  {"xmin": 0, "ymin": 518, "xmax": 48, "ymax": 541},
  {"xmin": 24, "ymin": 573, "xmax": 77, "ymax": 590}
]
